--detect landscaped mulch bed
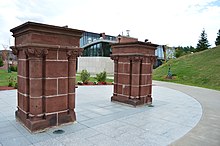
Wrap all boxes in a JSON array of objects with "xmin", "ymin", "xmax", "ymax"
[
  {"xmin": 77, "ymin": 82, "xmax": 113, "ymax": 86},
  {"xmin": 0, "ymin": 86, "xmax": 16, "ymax": 91}
]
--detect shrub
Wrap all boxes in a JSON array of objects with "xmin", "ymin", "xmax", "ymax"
[
  {"xmin": 0, "ymin": 57, "xmax": 3, "ymax": 67},
  {"xmin": 8, "ymin": 76, "xmax": 17, "ymax": 87},
  {"xmin": 8, "ymin": 76, "xmax": 14, "ymax": 87},
  {"xmin": 10, "ymin": 65, "xmax": 17, "ymax": 72},
  {"xmin": 14, "ymin": 83, "xmax": 18, "ymax": 89},
  {"xmin": 80, "ymin": 69, "xmax": 90, "ymax": 83},
  {"xmin": 96, "ymin": 71, "xmax": 107, "ymax": 82}
]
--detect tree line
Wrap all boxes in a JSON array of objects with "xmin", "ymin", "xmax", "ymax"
[{"xmin": 175, "ymin": 29, "xmax": 220, "ymax": 58}]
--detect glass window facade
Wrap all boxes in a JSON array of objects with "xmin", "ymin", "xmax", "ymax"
[
  {"xmin": 80, "ymin": 31, "xmax": 116, "ymax": 57},
  {"xmin": 80, "ymin": 32, "xmax": 116, "ymax": 47},
  {"xmin": 82, "ymin": 42, "xmax": 112, "ymax": 57}
]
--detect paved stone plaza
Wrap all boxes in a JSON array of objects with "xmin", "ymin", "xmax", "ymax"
[{"xmin": 0, "ymin": 82, "xmax": 203, "ymax": 146}]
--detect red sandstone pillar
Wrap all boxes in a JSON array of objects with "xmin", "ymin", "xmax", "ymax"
[
  {"xmin": 10, "ymin": 22, "xmax": 83, "ymax": 132},
  {"xmin": 111, "ymin": 41, "xmax": 157, "ymax": 106}
]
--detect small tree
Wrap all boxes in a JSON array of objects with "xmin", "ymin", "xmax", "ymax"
[
  {"xmin": 196, "ymin": 29, "xmax": 210, "ymax": 52},
  {"xmin": 80, "ymin": 69, "xmax": 90, "ymax": 84},
  {"xmin": 96, "ymin": 71, "xmax": 107, "ymax": 83},
  {"xmin": 0, "ymin": 57, "xmax": 4, "ymax": 67},
  {"xmin": 215, "ymin": 29, "xmax": 220, "ymax": 46}
]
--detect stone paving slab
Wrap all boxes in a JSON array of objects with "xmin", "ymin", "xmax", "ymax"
[{"xmin": 0, "ymin": 85, "xmax": 202, "ymax": 146}]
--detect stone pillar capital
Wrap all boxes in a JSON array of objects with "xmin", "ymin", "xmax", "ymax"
[
  {"xmin": 10, "ymin": 46, "xmax": 18, "ymax": 56},
  {"xmin": 149, "ymin": 56, "xmax": 156, "ymax": 64},
  {"xmin": 129, "ymin": 56, "xmax": 144, "ymax": 62},
  {"xmin": 67, "ymin": 49, "xmax": 82, "ymax": 60},
  {"xmin": 25, "ymin": 48, "xmax": 48, "ymax": 58},
  {"xmin": 110, "ymin": 55, "xmax": 119, "ymax": 61}
]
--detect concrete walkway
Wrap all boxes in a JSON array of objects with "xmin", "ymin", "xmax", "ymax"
[
  {"xmin": 153, "ymin": 81, "xmax": 220, "ymax": 146},
  {"xmin": 0, "ymin": 82, "xmax": 212, "ymax": 146}
]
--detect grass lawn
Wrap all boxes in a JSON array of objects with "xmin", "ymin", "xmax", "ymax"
[
  {"xmin": 0, "ymin": 70, "xmax": 113, "ymax": 87},
  {"xmin": 153, "ymin": 46, "xmax": 220, "ymax": 91},
  {"xmin": 0, "ymin": 69, "xmax": 17, "ymax": 86}
]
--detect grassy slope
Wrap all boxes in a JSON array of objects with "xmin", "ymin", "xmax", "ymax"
[{"xmin": 153, "ymin": 46, "xmax": 220, "ymax": 91}]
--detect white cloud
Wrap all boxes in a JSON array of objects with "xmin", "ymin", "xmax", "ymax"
[{"xmin": 0, "ymin": 0, "xmax": 220, "ymax": 50}]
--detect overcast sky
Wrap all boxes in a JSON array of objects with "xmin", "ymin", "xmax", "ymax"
[{"xmin": 0, "ymin": 0, "xmax": 220, "ymax": 50}]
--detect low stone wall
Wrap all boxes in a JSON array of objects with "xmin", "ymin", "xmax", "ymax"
[{"xmin": 77, "ymin": 57, "xmax": 114, "ymax": 75}]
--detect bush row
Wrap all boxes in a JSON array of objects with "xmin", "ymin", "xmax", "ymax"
[{"xmin": 79, "ymin": 70, "xmax": 107, "ymax": 84}]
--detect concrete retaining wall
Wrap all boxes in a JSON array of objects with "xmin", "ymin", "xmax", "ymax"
[{"xmin": 77, "ymin": 57, "xmax": 114, "ymax": 75}]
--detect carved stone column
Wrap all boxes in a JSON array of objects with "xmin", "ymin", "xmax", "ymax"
[
  {"xmin": 111, "ymin": 41, "xmax": 157, "ymax": 106},
  {"xmin": 10, "ymin": 22, "xmax": 83, "ymax": 132}
]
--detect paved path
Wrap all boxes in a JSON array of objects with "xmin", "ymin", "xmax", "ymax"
[
  {"xmin": 153, "ymin": 81, "xmax": 220, "ymax": 146},
  {"xmin": 0, "ymin": 83, "xmax": 205, "ymax": 146}
]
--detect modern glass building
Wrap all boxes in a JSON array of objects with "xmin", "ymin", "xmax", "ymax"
[{"xmin": 80, "ymin": 32, "xmax": 117, "ymax": 57}]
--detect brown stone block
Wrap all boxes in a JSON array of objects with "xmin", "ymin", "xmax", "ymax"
[
  {"xmin": 131, "ymin": 86, "xmax": 139, "ymax": 97},
  {"xmin": 111, "ymin": 95, "xmax": 129, "ymax": 103},
  {"xmin": 142, "ymin": 64, "xmax": 151, "ymax": 74},
  {"xmin": 114, "ymin": 63, "xmax": 118, "ymax": 72},
  {"xmin": 29, "ymin": 60, "xmax": 42, "ymax": 78},
  {"xmin": 18, "ymin": 49, "xmax": 27, "ymax": 59},
  {"xmin": 131, "ymin": 75, "xmax": 140, "ymax": 86},
  {"xmin": 46, "ymin": 61, "xmax": 68, "ymax": 77},
  {"xmin": 140, "ymin": 75, "xmax": 147, "ymax": 85},
  {"xmin": 45, "ymin": 95, "xmax": 68, "ymax": 113},
  {"xmin": 58, "ymin": 78, "xmax": 68, "ymax": 94},
  {"xmin": 31, "ymin": 33, "xmax": 59, "ymax": 45},
  {"xmin": 68, "ymin": 61, "xmax": 76, "ymax": 77},
  {"xmin": 25, "ymin": 114, "xmax": 57, "ymax": 132},
  {"xmin": 15, "ymin": 109, "xmax": 28, "ymax": 124},
  {"xmin": 18, "ymin": 77, "xmax": 29, "ymax": 94},
  {"xmin": 18, "ymin": 93, "xmax": 23, "ymax": 109},
  {"xmin": 123, "ymin": 63, "xmax": 130, "ymax": 74},
  {"xmin": 31, "ymin": 33, "xmax": 80, "ymax": 46},
  {"xmin": 141, "ymin": 75, "xmax": 152, "ymax": 85},
  {"xmin": 46, "ymin": 50, "xmax": 57, "ymax": 60},
  {"xmin": 16, "ymin": 34, "xmax": 30, "ymax": 45},
  {"xmin": 58, "ymin": 110, "xmax": 75, "ymax": 125},
  {"xmin": 18, "ymin": 60, "xmax": 28, "ymax": 77},
  {"xmin": 140, "ymin": 86, "xmax": 150, "ymax": 96},
  {"xmin": 118, "ymin": 74, "xmax": 130, "ymax": 84},
  {"xmin": 111, "ymin": 94, "xmax": 144, "ymax": 106},
  {"xmin": 29, "ymin": 98, "xmax": 43, "ymax": 115},
  {"xmin": 68, "ymin": 78, "xmax": 75, "ymax": 93},
  {"xmin": 123, "ymin": 85, "xmax": 130, "ymax": 96},
  {"xmin": 68, "ymin": 94, "xmax": 75, "ymax": 109},
  {"xmin": 58, "ymin": 51, "xmax": 68, "ymax": 60},
  {"xmin": 30, "ymin": 79, "xmax": 42, "ymax": 97},
  {"xmin": 113, "ymin": 84, "xmax": 117, "ymax": 93},
  {"xmin": 117, "ymin": 85, "xmax": 122, "ymax": 94},
  {"xmin": 45, "ymin": 79, "xmax": 57, "ymax": 96},
  {"xmin": 118, "ymin": 64, "xmax": 123, "ymax": 73},
  {"xmin": 118, "ymin": 57, "xmax": 129, "ymax": 63},
  {"xmin": 18, "ymin": 93, "xmax": 29, "ymax": 111},
  {"xmin": 148, "ymin": 75, "xmax": 152, "ymax": 84},
  {"xmin": 132, "ymin": 62, "xmax": 141, "ymax": 74}
]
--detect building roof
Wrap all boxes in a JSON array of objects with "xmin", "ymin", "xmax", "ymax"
[{"xmin": 81, "ymin": 38, "xmax": 117, "ymax": 48}]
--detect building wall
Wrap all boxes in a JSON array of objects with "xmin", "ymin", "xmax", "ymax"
[{"xmin": 77, "ymin": 57, "xmax": 114, "ymax": 75}]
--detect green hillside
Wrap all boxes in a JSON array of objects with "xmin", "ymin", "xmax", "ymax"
[{"xmin": 153, "ymin": 46, "xmax": 220, "ymax": 91}]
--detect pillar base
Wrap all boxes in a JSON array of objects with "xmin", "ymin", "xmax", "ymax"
[
  {"xmin": 111, "ymin": 95, "xmax": 153, "ymax": 107},
  {"xmin": 15, "ymin": 109, "xmax": 76, "ymax": 133}
]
